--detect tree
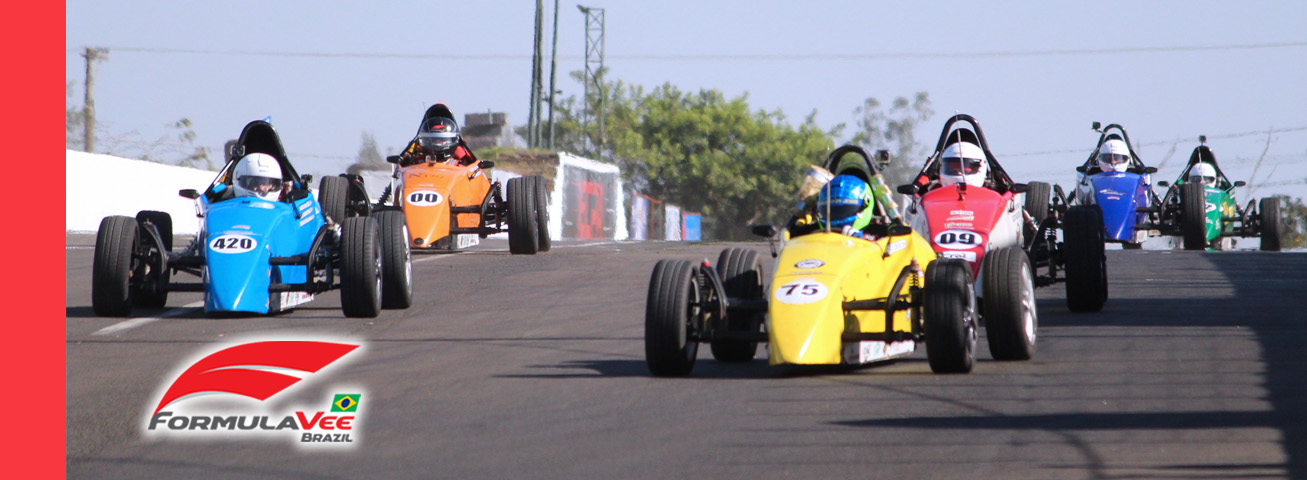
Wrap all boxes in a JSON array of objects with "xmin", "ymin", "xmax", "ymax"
[
  {"xmin": 1274, "ymin": 194, "xmax": 1307, "ymax": 249},
  {"xmin": 848, "ymin": 92, "xmax": 934, "ymax": 187},
  {"xmin": 358, "ymin": 131, "xmax": 384, "ymax": 166},
  {"xmin": 545, "ymin": 76, "xmax": 837, "ymax": 240},
  {"xmin": 66, "ymin": 81, "xmax": 85, "ymax": 150}
]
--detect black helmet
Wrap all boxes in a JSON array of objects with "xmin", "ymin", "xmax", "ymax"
[{"xmin": 417, "ymin": 117, "xmax": 460, "ymax": 153}]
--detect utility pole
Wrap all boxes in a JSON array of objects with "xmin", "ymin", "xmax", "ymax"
[
  {"xmin": 577, "ymin": 5, "xmax": 605, "ymax": 156},
  {"xmin": 528, "ymin": 0, "xmax": 545, "ymax": 148},
  {"xmin": 82, "ymin": 47, "xmax": 108, "ymax": 153},
  {"xmin": 547, "ymin": 0, "xmax": 560, "ymax": 149}
]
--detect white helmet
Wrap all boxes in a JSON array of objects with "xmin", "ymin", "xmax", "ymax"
[
  {"xmin": 1097, "ymin": 139, "xmax": 1131, "ymax": 173},
  {"xmin": 939, "ymin": 142, "xmax": 988, "ymax": 187},
  {"xmin": 233, "ymin": 153, "xmax": 284, "ymax": 201},
  {"xmin": 1188, "ymin": 162, "xmax": 1217, "ymax": 188}
]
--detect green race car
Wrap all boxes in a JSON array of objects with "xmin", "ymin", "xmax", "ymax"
[{"xmin": 1156, "ymin": 136, "xmax": 1282, "ymax": 251}]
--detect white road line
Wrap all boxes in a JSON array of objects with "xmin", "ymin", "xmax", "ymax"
[{"xmin": 93, "ymin": 301, "xmax": 205, "ymax": 336}]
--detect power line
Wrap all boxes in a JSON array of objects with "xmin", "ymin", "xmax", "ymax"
[
  {"xmin": 1000, "ymin": 125, "xmax": 1307, "ymax": 158},
  {"xmin": 69, "ymin": 40, "xmax": 1307, "ymax": 61}
]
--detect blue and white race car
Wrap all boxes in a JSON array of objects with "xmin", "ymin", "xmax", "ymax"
[
  {"xmin": 1068, "ymin": 122, "xmax": 1162, "ymax": 249},
  {"xmin": 92, "ymin": 120, "xmax": 412, "ymax": 318}
]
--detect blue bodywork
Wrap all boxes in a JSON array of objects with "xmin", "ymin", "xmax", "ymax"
[
  {"xmin": 199, "ymin": 190, "xmax": 324, "ymax": 314},
  {"xmin": 1085, "ymin": 172, "xmax": 1149, "ymax": 243}
]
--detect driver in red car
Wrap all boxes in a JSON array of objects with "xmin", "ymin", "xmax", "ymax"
[{"xmin": 399, "ymin": 115, "xmax": 474, "ymax": 166}]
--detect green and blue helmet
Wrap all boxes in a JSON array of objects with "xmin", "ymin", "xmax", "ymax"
[{"xmin": 816, "ymin": 175, "xmax": 875, "ymax": 231}]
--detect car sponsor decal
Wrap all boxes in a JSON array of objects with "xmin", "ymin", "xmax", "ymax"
[
  {"xmin": 932, "ymin": 229, "xmax": 983, "ymax": 250},
  {"xmin": 406, "ymin": 191, "xmax": 444, "ymax": 207},
  {"xmin": 885, "ymin": 239, "xmax": 907, "ymax": 255},
  {"xmin": 250, "ymin": 202, "xmax": 275, "ymax": 210},
  {"xmin": 944, "ymin": 222, "xmax": 974, "ymax": 229},
  {"xmin": 794, "ymin": 259, "xmax": 824, "ymax": 269},
  {"xmin": 774, "ymin": 277, "xmax": 828, "ymax": 305},
  {"xmin": 209, "ymin": 234, "xmax": 257, "ymax": 254},
  {"xmin": 1206, "ymin": 202, "xmax": 1217, "ymax": 213},
  {"xmin": 939, "ymin": 251, "xmax": 977, "ymax": 262}
]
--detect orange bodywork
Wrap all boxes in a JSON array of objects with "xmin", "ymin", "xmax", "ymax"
[{"xmin": 396, "ymin": 162, "xmax": 492, "ymax": 248}]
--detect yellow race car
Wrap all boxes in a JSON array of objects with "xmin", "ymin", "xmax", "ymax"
[{"xmin": 645, "ymin": 145, "xmax": 1018, "ymax": 377}]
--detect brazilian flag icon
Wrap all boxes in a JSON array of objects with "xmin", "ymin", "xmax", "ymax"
[{"xmin": 332, "ymin": 394, "xmax": 361, "ymax": 413}]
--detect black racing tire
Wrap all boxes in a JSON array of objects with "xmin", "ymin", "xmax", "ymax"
[
  {"xmin": 1180, "ymin": 183, "xmax": 1208, "ymax": 250},
  {"xmin": 507, "ymin": 176, "xmax": 540, "ymax": 255},
  {"xmin": 340, "ymin": 216, "xmax": 382, "ymax": 318},
  {"xmin": 923, "ymin": 258, "xmax": 977, "ymax": 374},
  {"xmin": 981, "ymin": 246, "xmax": 1037, "ymax": 361},
  {"xmin": 376, "ymin": 210, "xmax": 413, "ymax": 309},
  {"xmin": 709, "ymin": 248, "xmax": 764, "ymax": 363},
  {"xmin": 645, "ymin": 259, "xmax": 701, "ymax": 376},
  {"xmin": 1259, "ymin": 197, "xmax": 1282, "ymax": 252},
  {"xmin": 133, "ymin": 210, "xmax": 173, "ymax": 309},
  {"xmin": 1063, "ymin": 205, "xmax": 1109, "ymax": 313},
  {"xmin": 533, "ymin": 175, "xmax": 552, "ymax": 252},
  {"xmin": 1023, "ymin": 181, "xmax": 1052, "ymax": 241},
  {"xmin": 93, "ymin": 216, "xmax": 139, "ymax": 317},
  {"xmin": 319, "ymin": 175, "xmax": 350, "ymax": 224}
]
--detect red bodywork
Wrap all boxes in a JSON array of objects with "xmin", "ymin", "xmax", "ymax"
[{"xmin": 920, "ymin": 185, "xmax": 1014, "ymax": 275}]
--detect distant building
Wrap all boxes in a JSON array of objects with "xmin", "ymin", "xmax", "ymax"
[{"xmin": 463, "ymin": 112, "xmax": 521, "ymax": 150}]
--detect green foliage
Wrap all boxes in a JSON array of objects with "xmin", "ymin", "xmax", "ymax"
[
  {"xmin": 1274, "ymin": 194, "xmax": 1307, "ymax": 249},
  {"xmin": 848, "ymin": 92, "xmax": 934, "ymax": 187},
  {"xmin": 357, "ymin": 131, "xmax": 384, "ymax": 166},
  {"xmin": 547, "ymin": 75, "xmax": 837, "ymax": 240}
]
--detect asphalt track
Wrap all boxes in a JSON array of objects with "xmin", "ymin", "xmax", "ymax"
[{"xmin": 66, "ymin": 233, "xmax": 1307, "ymax": 479}]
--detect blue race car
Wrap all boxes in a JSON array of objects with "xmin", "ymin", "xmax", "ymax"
[
  {"xmin": 1067, "ymin": 122, "xmax": 1162, "ymax": 249},
  {"xmin": 92, "ymin": 120, "xmax": 412, "ymax": 318}
]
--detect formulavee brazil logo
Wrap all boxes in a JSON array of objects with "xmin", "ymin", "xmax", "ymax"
[{"xmin": 146, "ymin": 340, "xmax": 365, "ymax": 446}]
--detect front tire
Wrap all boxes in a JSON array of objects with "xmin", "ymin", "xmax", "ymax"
[
  {"xmin": 533, "ymin": 175, "xmax": 552, "ymax": 252},
  {"xmin": 340, "ymin": 217, "xmax": 382, "ymax": 318},
  {"xmin": 1063, "ymin": 205, "xmax": 1108, "ymax": 312},
  {"xmin": 507, "ymin": 177, "xmax": 540, "ymax": 255},
  {"xmin": 92, "ymin": 216, "xmax": 139, "ymax": 317},
  {"xmin": 319, "ymin": 176, "xmax": 349, "ymax": 224},
  {"xmin": 1180, "ymin": 183, "xmax": 1208, "ymax": 250},
  {"xmin": 710, "ymin": 248, "xmax": 764, "ymax": 363},
  {"xmin": 981, "ymin": 247, "xmax": 1037, "ymax": 361},
  {"xmin": 645, "ymin": 260, "xmax": 701, "ymax": 376},
  {"xmin": 376, "ymin": 210, "xmax": 413, "ymax": 309},
  {"xmin": 923, "ymin": 258, "xmax": 977, "ymax": 374},
  {"xmin": 1260, "ymin": 197, "xmax": 1282, "ymax": 252}
]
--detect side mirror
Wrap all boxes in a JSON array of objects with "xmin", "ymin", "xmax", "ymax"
[
  {"xmin": 1009, "ymin": 183, "xmax": 1030, "ymax": 194},
  {"xmin": 1091, "ymin": 121, "xmax": 1102, "ymax": 131},
  {"xmin": 1144, "ymin": 167, "xmax": 1158, "ymax": 174},
  {"xmin": 1075, "ymin": 166, "xmax": 1087, "ymax": 173},
  {"xmin": 285, "ymin": 189, "xmax": 309, "ymax": 202},
  {"xmin": 478, "ymin": 160, "xmax": 495, "ymax": 169},
  {"xmin": 750, "ymin": 224, "xmax": 778, "ymax": 238},
  {"xmin": 874, "ymin": 149, "xmax": 891, "ymax": 168},
  {"xmin": 300, "ymin": 174, "xmax": 313, "ymax": 185},
  {"xmin": 896, "ymin": 184, "xmax": 917, "ymax": 195},
  {"xmin": 179, "ymin": 189, "xmax": 200, "ymax": 199},
  {"xmin": 1157, "ymin": 181, "xmax": 1170, "ymax": 187},
  {"xmin": 1234, "ymin": 180, "xmax": 1246, "ymax": 187},
  {"xmin": 386, "ymin": 155, "xmax": 402, "ymax": 164}
]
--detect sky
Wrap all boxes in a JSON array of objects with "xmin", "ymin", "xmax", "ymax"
[{"xmin": 65, "ymin": 0, "xmax": 1307, "ymax": 199}]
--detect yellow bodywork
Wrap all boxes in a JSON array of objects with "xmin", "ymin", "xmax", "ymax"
[{"xmin": 767, "ymin": 231, "xmax": 937, "ymax": 366}]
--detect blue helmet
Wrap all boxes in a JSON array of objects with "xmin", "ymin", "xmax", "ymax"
[{"xmin": 816, "ymin": 175, "xmax": 875, "ymax": 230}]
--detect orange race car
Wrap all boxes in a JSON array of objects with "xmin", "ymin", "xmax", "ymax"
[{"xmin": 378, "ymin": 104, "xmax": 550, "ymax": 254}]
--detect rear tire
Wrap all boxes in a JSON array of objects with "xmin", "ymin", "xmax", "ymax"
[
  {"xmin": 319, "ymin": 176, "xmax": 349, "ymax": 224},
  {"xmin": 533, "ymin": 176, "xmax": 552, "ymax": 252},
  {"xmin": 340, "ymin": 217, "xmax": 382, "ymax": 318},
  {"xmin": 981, "ymin": 247, "xmax": 1037, "ymax": 361},
  {"xmin": 1064, "ymin": 205, "xmax": 1108, "ymax": 312},
  {"xmin": 92, "ymin": 216, "xmax": 139, "ymax": 317},
  {"xmin": 507, "ymin": 177, "xmax": 540, "ymax": 254},
  {"xmin": 645, "ymin": 260, "xmax": 701, "ymax": 376},
  {"xmin": 377, "ymin": 210, "xmax": 413, "ymax": 309},
  {"xmin": 1023, "ymin": 182, "xmax": 1052, "ymax": 242},
  {"xmin": 1260, "ymin": 197, "xmax": 1282, "ymax": 252},
  {"xmin": 133, "ymin": 210, "xmax": 173, "ymax": 309},
  {"xmin": 710, "ymin": 248, "xmax": 763, "ymax": 363},
  {"xmin": 923, "ymin": 258, "xmax": 977, "ymax": 374},
  {"xmin": 1180, "ymin": 183, "xmax": 1208, "ymax": 250}
]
